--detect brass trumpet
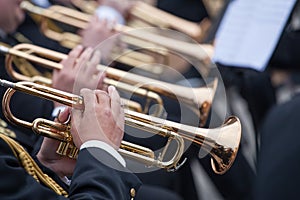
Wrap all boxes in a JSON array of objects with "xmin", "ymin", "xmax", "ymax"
[
  {"xmin": 0, "ymin": 43, "xmax": 217, "ymax": 127},
  {"xmin": 22, "ymin": 1, "xmax": 169, "ymax": 74},
  {"xmin": 0, "ymin": 79, "xmax": 241, "ymax": 174},
  {"xmin": 20, "ymin": 1, "xmax": 214, "ymax": 76},
  {"xmin": 70, "ymin": 0, "xmax": 210, "ymax": 41},
  {"xmin": 0, "ymin": 43, "xmax": 163, "ymax": 116}
]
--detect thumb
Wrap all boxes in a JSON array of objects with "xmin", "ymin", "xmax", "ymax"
[{"xmin": 57, "ymin": 107, "xmax": 71, "ymax": 123}]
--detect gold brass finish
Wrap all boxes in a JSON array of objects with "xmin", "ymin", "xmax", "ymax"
[
  {"xmin": 21, "ymin": 1, "xmax": 170, "ymax": 74},
  {"xmin": 0, "ymin": 79, "xmax": 241, "ymax": 174},
  {"xmin": 129, "ymin": 1, "xmax": 208, "ymax": 41},
  {"xmin": 70, "ymin": 0, "xmax": 208, "ymax": 41},
  {"xmin": 20, "ymin": 1, "xmax": 214, "ymax": 76},
  {"xmin": 1, "ymin": 43, "xmax": 217, "ymax": 126},
  {"xmin": 0, "ymin": 43, "xmax": 160, "ymax": 116}
]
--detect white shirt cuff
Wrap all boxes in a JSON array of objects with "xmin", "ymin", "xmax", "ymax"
[
  {"xmin": 80, "ymin": 140, "xmax": 126, "ymax": 167},
  {"xmin": 61, "ymin": 176, "xmax": 72, "ymax": 186},
  {"xmin": 95, "ymin": 5, "xmax": 125, "ymax": 25}
]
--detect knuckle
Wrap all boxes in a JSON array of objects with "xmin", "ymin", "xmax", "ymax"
[{"xmin": 102, "ymin": 107, "xmax": 112, "ymax": 118}]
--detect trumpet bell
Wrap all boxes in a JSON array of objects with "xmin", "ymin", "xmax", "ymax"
[{"xmin": 208, "ymin": 117, "xmax": 241, "ymax": 174}]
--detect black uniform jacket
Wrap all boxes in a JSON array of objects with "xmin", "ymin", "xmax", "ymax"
[{"xmin": 0, "ymin": 135, "xmax": 141, "ymax": 200}]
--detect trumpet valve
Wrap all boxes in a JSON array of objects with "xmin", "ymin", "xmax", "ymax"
[
  {"xmin": 67, "ymin": 144, "xmax": 79, "ymax": 159},
  {"xmin": 56, "ymin": 142, "xmax": 78, "ymax": 159},
  {"xmin": 56, "ymin": 142, "xmax": 69, "ymax": 156}
]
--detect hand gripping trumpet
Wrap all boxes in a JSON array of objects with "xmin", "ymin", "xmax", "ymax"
[
  {"xmin": 0, "ymin": 79, "xmax": 241, "ymax": 174},
  {"xmin": 0, "ymin": 43, "xmax": 217, "ymax": 127}
]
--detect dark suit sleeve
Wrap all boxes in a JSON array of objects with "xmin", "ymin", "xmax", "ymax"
[{"xmin": 69, "ymin": 147, "xmax": 141, "ymax": 200}]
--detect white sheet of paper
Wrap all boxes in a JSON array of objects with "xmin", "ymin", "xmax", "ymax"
[{"xmin": 213, "ymin": 0, "xmax": 297, "ymax": 71}]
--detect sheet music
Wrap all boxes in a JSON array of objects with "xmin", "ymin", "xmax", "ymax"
[{"xmin": 213, "ymin": 0, "xmax": 297, "ymax": 71}]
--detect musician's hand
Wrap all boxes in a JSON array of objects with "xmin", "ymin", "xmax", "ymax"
[
  {"xmin": 36, "ymin": 108, "xmax": 76, "ymax": 178},
  {"xmin": 71, "ymin": 87, "xmax": 124, "ymax": 150},
  {"xmin": 79, "ymin": 16, "xmax": 118, "ymax": 62},
  {"xmin": 52, "ymin": 45, "xmax": 106, "ymax": 101}
]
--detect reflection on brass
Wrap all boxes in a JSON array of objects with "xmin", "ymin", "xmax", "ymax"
[
  {"xmin": 199, "ymin": 101, "xmax": 211, "ymax": 127},
  {"xmin": 21, "ymin": 1, "xmax": 170, "ymax": 74},
  {"xmin": 1, "ymin": 80, "xmax": 241, "ymax": 174},
  {"xmin": 71, "ymin": 0, "xmax": 207, "ymax": 41},
  {"xmin": 20, "ymin": 1, "xmax": 214, "ymax": 76},
  {"xmin": 1, "ymin": 43, "xmax": 217, "ymax": 124}
]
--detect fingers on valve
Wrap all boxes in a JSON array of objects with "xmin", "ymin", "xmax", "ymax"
[
  {"xmin": 94, "ymin": 89, "xmax": 110, "ymax": 107},
  {"xmin": 63, "ymin": 45, "xmax": 84, "ymax": 68},
  {"xmin": 108, "ymin": 86, "xmax": 124, "ymax": 123},
  {"xmin": 86, "ymin": 50, "xmax": 101, "ymax": 76}
]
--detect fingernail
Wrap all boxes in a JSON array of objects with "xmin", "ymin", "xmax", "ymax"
[{"xmin": 108, "ymin": 85, "xmax": 116, "ymax": 93}]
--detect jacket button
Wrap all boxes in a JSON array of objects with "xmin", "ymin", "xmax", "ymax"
[{"xmin": 130, "ymin": 188, "xmax": 136, "ymax": 198}]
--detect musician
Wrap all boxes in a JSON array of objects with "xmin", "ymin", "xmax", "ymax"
[
  {"xmin": 0, "ymin": 86, "xmax": 141, "ymax": 199},
  {"xmin": 252, "ymin": 91, "xmax": 300, "ymax": 199},
  {"xmin": 253, "ymin": 1, "xmax": 300, "ymax": 199},
  {"xmin": 0, "ymin": 0, "xmax": 115, "ymax": 154},
  {"xmin": 0, "ymin": 0, "xmax": 55, "ymax": 154},
  {"xmin": 202, "ymin": 1, "xmax": 300, "ymax": 199},
  {"xmin": 50, "ymin": 44, "xmax": 184, "ymax": 200}
]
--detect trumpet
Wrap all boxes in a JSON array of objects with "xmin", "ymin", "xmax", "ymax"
[
  {"xmin": 20, "ymin": 1, "xmax": 214, "ymax": 76},
  {"xmin": 22, "ymin": 1, "xmax": 169, "ymax": 74},
  {"xmin": 0, "ymin": 79, "xmax": 241, "ymax": 174},
  {"xmin": 70, "ymin": 0, "xmax": 211, "ymax": 41},
  {"xmin": 0, "ymin": 43, "xmax": 163, "ymax": 116},
  {"xmin": 0, "ymin": 43, "xmax": 217, "ymax": 127}
]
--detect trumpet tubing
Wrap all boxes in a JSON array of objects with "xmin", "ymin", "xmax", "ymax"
[
  {"xmin": 0, "ymin": 44, "xmax": 163, "ymax": 116},
  {"xmin": 0, "ymin": 79, "xmax": 241, "ymax": 174},
  {"xmin": 1, "ymin": 43, "xmax": 217, "ymax": 126},
  {"xmin": 130, "ymin": 1, "xmax": 208, "ymax": 41},
  {"xmin": 70, "ymin": 0, "xmax": 208, "ymax": 41},
  {"xmin": 21, "ymin": 2, "xmax": 167, "ymax": 74},
  {"xmin": 70, "ymin": 0, "xmax": 98, "ymax": 14},
  {"xmin": 20, "ymin": 1, "xmax": 214, "ymax": 76}
]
